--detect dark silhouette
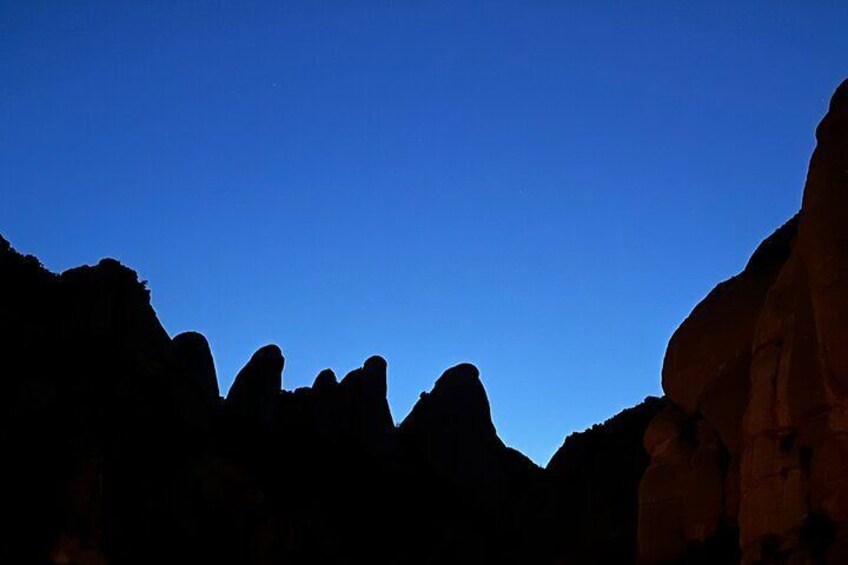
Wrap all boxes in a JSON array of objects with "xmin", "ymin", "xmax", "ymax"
[
  {"xmin": 1, "ymin": 78, "xmax": 848, "ymax": 564},
  {"xmin": 0, "ymin": 229, "xmax": 657, "ymax": 565}
]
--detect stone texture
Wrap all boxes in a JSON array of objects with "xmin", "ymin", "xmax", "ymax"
[
  {"xmin": 799, "ymin": 79, "xmax": 848, "ymax": 399},
  {"xmin": 639, "ymin": 78, "xmax": 848, "ymax": 565}
]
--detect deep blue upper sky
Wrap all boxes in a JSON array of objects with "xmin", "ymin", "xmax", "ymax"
[{"xmin": 2, "ymin": 1, "xmax": 847, "ymax": 464}]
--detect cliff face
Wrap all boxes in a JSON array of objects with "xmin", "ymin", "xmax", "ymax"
[
  {"xmin": 2, "ymin": 79, "xmax": 847, "ymax": 564},
  {"xmin": 638, "ymin": 78, "xmax": 848, "ymax": 565}
]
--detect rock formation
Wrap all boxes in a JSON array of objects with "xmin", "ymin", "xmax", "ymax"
[
  {"xmin": 226, "ymin": 344, "xmax": 285, "ymax": 421},
  {"xmin": 399, "ymin": 363, "xmax": 510, "ymax": 498},
  {"xmin": 522, "ymin": 397, "xmax": 665, "ymax": 564},
  {"xmin": 638, "ymin": 78, "xmax": 848, "ymax": 564},
  {"xmin": 171, "ymin": 331, "xmax": 219, "ymax": 400},
  {"xmin": 1, "ymin": 78, "xmax": 847, "ymax": 564},
  {"xmin": 338, "ymin": 355, "xmax": 394, "ymax": 450}
]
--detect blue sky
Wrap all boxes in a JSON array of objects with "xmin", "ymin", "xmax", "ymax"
[{"xmin": 2, "ymin": 1, "xmax": 847, "ymax": 464}]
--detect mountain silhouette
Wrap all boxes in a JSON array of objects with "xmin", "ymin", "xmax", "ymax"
[{"xmin": 2, "ymin": 78, "xmax": 848, "ymax": 564}]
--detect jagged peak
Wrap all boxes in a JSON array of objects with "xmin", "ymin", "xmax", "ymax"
[
  {"xmin": 340, "ymin": 354, "xmax": 388, "ymax": 398},
  {"xmin": 251, "ymin": 344, "xmax": 284, "ymax": 365},
  {"xmin": 172, "ymin": 330, "xmax": 210, "ymax": 348},
  {"xmin": 171, "ymin": 331, "xmax": 219, "ymax": 399},
  {"xmin": 363, "ymin": 354, "xmax": 387, "ymax": 371},
  {"xmin": 226, "ymin": 344, "xmax": 284, "ymax": 421},
  {"xmin": 431, "ymin": 362, "xmax": 482, "ymax": 393},
  {"xmin": 400, "ymin": 362, "xmax": 495, "ymax": 439},
  {"xmin": 60, "ymin": 257, "xmax": 157, "ymax": 316},
  {"xmin": 313, "ymin": 368, "xmax": 338, "ymax": 392},
  {"xmin": 0, "ymin": 234, "xmax": 53, "ymax": 278}
]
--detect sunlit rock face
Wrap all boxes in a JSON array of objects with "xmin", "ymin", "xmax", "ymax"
[{"xmin": 638, "ymin": 78, "xmax": 848, "ymax": 565}]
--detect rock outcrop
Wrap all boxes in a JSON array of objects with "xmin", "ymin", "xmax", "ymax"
[
  {"xmin": 171, "ymin": 331, "xmax": 219, "ymax": 400},
  {"xmin": 523, "ymin": 397, "xmax": 666, "ymax": 564},
  {"xmin": 399, "ymin": 363, "xmax": 510, "ymax": 498},
  {"xmin": 0, "ymin": 235, "xmax": 544, "ymax": 564},
  {"xmin": 226, "ymin": 344, "xmax": 284, "ymax": 422},
  {"xmin": 638, "ymin": 78, "xmax": 848, "ymax": 564},
  {"xmin": 338, "ymin": 355, "xmax": 394, "ymax": 450}
]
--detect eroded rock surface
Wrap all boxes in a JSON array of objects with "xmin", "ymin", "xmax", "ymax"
[{"xmin": 638, "ymin": 78, "xmax": 848, "ymax": 564}]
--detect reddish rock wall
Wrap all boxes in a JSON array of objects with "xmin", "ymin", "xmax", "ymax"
[{"xmin": 639, "ymin": 79, "xmax": 848, "ymax": 564}]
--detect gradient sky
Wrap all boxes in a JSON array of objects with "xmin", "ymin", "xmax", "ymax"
[{"xmin": 2, "ymin": 1, "xmax": 848, "ymax": 464}]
